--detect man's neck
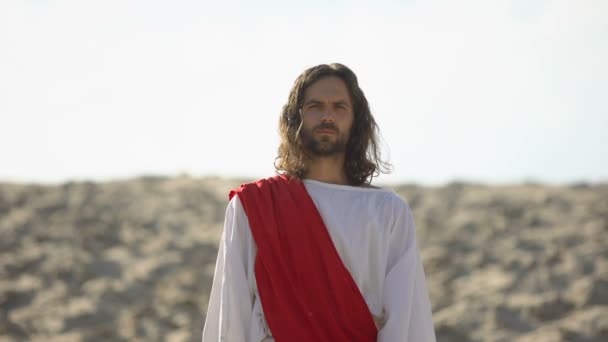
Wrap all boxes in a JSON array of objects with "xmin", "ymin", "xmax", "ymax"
[{"xmin": 303, "ymin": 154, "xmax": 349, "ymax": 185}]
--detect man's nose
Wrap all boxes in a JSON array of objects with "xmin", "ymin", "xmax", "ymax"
[{"xmin": 319, "ymin": 107, "xmax": 336, "ymax": 121}]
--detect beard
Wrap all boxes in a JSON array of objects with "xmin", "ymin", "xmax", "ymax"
[{"xmin": 301, "ymin": 124, "xmax": 349, "ymax": 157}]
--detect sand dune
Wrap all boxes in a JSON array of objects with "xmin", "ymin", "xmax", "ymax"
[{"xmin": 0, "ymin": 176, "xmax": 606, "ymax": 341}]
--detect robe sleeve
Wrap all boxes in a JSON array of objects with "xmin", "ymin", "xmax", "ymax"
[
  {"xmin": 377, "ymin": 198, "xmax": 437, "ymax": 342},
  {"xmin": 202, "ymin": 196, "xmax": 256, "ymax": 341}
]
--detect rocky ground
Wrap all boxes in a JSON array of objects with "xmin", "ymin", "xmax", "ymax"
[{"xmin": 0, "ymin": 175, "xmax": 606, "ymax": 341}]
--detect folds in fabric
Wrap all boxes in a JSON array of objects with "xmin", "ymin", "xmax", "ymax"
[{"xmin": 229, "ymin": 174, "xmax": 378, "ymax": 342}]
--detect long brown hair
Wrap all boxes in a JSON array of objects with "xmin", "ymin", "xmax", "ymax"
[{"xmin": 274, "ymin": 63, "xmax": 392, "ymax": 186}]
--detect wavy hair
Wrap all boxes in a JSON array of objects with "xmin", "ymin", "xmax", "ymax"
[{"xmin": 274, "ymin": 63, "xmax": 392, "ymax": 186}]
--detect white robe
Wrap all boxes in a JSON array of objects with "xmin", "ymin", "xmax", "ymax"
[{"xmin": 202, "ymin": 179, "xmax": 437, "ymax": 341}]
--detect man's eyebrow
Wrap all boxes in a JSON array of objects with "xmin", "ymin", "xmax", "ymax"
[
  {"xmin": 303, "ymin": 98, "xmax": 351, "ymax": 106},
  {"xmin": 303, "ymin": 99, "xmax": 323, "ymax": 106},
  {"xmin": 334, "ymin": 100, "xmax": 350, "ymax": 106}
]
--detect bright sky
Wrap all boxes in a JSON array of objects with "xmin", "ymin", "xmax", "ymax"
[{"xmin": 1, "ymin": 0, "xmax": 607, "ymax": 185}]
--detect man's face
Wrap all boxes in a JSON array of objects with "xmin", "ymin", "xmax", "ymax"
[{"xmin": 300, "ymin": 76, "xmax": 354, "ymax": 157}]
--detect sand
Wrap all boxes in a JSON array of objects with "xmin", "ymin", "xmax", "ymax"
[{"xmin": 0, "ymin": 175, "xmax": 606, "ymax": 341}]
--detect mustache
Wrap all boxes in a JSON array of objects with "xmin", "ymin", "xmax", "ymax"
[{"xmin": 314, "ymin": 123, "xmax": 338, "ymax": 132}]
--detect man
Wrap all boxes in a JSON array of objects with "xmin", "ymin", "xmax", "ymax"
[{"xmin": 202, "ymin": 63, "xmax": 436, "ymax": 341}]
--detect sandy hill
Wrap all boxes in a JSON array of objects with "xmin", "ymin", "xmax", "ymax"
[{"xmin": 0, "ymin": 176, "xmax": 606, "ymax": 341}]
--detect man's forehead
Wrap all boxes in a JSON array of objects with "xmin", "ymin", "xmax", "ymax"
[{"xmin": 303, "ymin": 77, "xmax": 352, "ymax": 102}]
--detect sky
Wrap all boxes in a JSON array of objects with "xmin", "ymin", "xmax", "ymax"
[{"xmin": 1, "ymin": 0, "xmax": 607, "ymax": 185}]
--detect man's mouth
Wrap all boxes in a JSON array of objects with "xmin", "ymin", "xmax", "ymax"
[{"xmin": 316, "ymin": 128, "xmax": 337, "ymax": 135}]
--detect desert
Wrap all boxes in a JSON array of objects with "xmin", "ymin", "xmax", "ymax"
[{"xmin": 1, "ymin": 175, "xmax": 606, "ymax": 341}]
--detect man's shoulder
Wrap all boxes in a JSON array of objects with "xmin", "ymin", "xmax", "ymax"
[
  {"xmin": 341, "ymin": 183, "xmax": 407, "ymax": 208},
  {"xmin": 228, "ymin": 174, "xmax": 301, "ymax": 206},
  {"xmin": 229, "ymin": 175, "xmax": 282, "ymax": 198},
  {"xmin": 379, "ymin": 190, "xmax": 411, "ymax": 213},
  {"xmin": 361, "ymin": 184, "xmax": 381, "ymax": 189},
  {"xmin": 236, "ymin": 174, "xmax": 295, "ymax": 189},
  {"xmin": 344, "ymin": 185, "xmax": 409, "ymax": 211}
]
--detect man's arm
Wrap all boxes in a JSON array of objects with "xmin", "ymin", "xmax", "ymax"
[
  {"xmin": 377, "ymin": 199, "xmax": 437, "ymax": 341},
  {"xmin": 202, "ymin": 196, "xmax": 255, "ymax": 341}
]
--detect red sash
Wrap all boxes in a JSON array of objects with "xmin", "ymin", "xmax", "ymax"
[{"xmin": 229, "ymin": 174, "xmax": 377, "ymax": 341}]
